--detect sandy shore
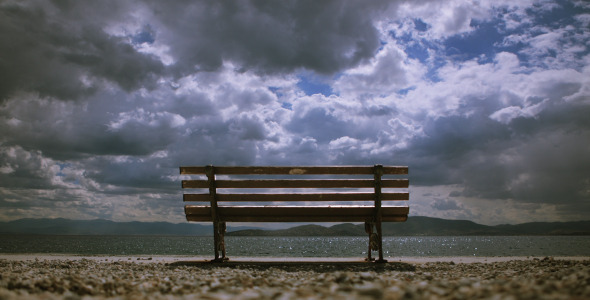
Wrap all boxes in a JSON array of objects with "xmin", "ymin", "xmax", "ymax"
[{"xmin": 1, "ymin": 255, "xmax": 589, "ymax": 299}]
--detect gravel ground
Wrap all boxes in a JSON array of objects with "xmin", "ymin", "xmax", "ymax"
[{"xmin": 1, "ymin": 257, "xmax": 589, "ymax": 299}]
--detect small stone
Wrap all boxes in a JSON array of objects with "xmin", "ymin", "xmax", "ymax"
[{"xmin": 357, "ymin": 285, "xmax": 383, "ymax": 299}]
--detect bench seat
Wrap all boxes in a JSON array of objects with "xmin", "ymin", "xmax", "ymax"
[{"xmin": 185, "ymin": 205, "xmax": 410, "ymax": 222}]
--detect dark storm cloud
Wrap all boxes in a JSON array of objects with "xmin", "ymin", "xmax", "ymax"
[
  {"xmin": 1, "ymin": 0, "xmax": 393, "ymax": 100},
  {"xmin": 0, "ymin": 0, "xmax": 165, "ymax": 101},
  {"xmin": 0, "ymin": 146, "xmax": 55, "ymax": 189},
  {"xmin": 1, "ymin": 0, "xmax": 588, "ymax": 225},
  {"xmin": 0, "ymin": 92, "xmax": 181, "ymax": 159},
  {"xmin": 432, "ymin": 198, "xmax": 461, "ymax": 211},
  {"xmin": 403, "ymin": 110, "xmax": 511, "ymax": 186},
  {"xmin": 286, "ymin": 106, "xmax": 351, "ymax": 142},
  {"xmin": 493, "ymin": 103, "xmax": 590, "ymax": 204},
  {"xmin": 147, "ymin": 0, "xmax": 389, "ymax": 75},
  {"xmin": 399, "ymin": 93, "xmax": 590, "ymax": 207}
]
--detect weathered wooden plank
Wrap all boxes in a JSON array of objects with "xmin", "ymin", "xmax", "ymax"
[
  {"xmin": 184, "ymin": 205, "xmax": 211, "ymax": 221},
  {"xmin": 382, "ymin": 166, "xmax": 408, "ymax": 175},
  {"xmin": 185, "ymin": 205, "xmax": 409, "ymax": 222},
  {"xmin": 182, "ymin": 179, "xmax": 409, "ymax": 189},
  {"xmin": 183, "ymin": 192, "xmax": 409, "ymax": 202},
  {"xmin": 186, "ymin": 213, "xmax": 408, "ymax": 222},
  {"xmin": 184, "ymin": 194, "xmax": 210, "ymax": 202},
  {"xmin": 381, "ymin": 192, "xmax": 410, "ymax": 200},
  {"xmin": 180, "ymin": 166, "xmax": 207, "ymax": 175},
  {"xmin": 180, "ymin": 166, "xmax": 408, "ymax": 175},
  {"xmin": 216, "ymin": 166, "xmax": 374, "ymax": 175},
  {"xmin": 381, "ymin": 215, "xmax": 408, "ymax": 222}
]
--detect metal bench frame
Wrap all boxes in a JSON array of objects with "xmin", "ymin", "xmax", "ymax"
[{"xmin": 180, "ymin": 165, "xmax": 409, "ymax": 262}]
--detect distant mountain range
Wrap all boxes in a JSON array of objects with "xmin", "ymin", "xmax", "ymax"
[
  {"xmin": 1, "ymin": 217, "xmax": 589, "ymax": 236},
  {"xmin": 228, "ymin": 217, "xmax": 590, "ymax": 236}
]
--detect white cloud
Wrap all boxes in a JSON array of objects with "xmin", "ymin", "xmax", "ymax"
[
  {"xmin": 5, "ymin": 118, "xmax": 21, "ymax": 127},
  {"xmin": 108, "ymin": 109, "xmax": 186, "ymax": 130},
  {"xmin": 1, "ymin": 0, "xmax": 589, "ymax": 225},
  {"xmin": 394, "ymin": 0, "xmax": 502, "ymax": 39},
  {"xmin": 329, "ymin": 136, "xmax": 359, "ymax": 150},
  {"xmin": 489, "ymin": 101, "xmax": 548, "ymax": 124},
  {"xmin": 334, "ymin": 42, "xmax": 426, "ymax": 97},
  {"xmin": 432, "ymin": 198, "xmax": 462, "ymax": 211},
  {"xmin": 0, "ymin": 165, "xmax": 14, "ymax": 174},
  {"xmin": 575, "ymin": 13, "xmax": 590, "ymax": 26},
  {"xmin": 494, "ymin": 52, "xmax": 521, "ymax": 71}
]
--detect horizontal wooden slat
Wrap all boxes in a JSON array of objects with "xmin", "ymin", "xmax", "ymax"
[
  {"xmin": 382, "ymin": 193, "xmax": 410, "ymax": 200},
  {"xmin": 182, "ymin": 179, "xmax": 409, "ymax": 189},
  {"xmin": 184, "ymin": 205, "xmax": 212, "ymax": 221},
  {"xmin": 184, "ymin": 192, "xmax": 409, "ymax": 202},
  {"xmin": 185, "ymin": 205, "xmax": 409, "ymax": 222},
  {"xmin": 180, "ymin": 166, "xmax": 408, "ymax": 175},
  {"xmin": 180, "ymin": 166, "xmax": 207, "ymax": 175}
]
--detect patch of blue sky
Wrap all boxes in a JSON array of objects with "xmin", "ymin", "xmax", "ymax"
[
  {"xmin": 281, "ymin": 102, "xmax": 293, "ymax": 110},
  {"xmin": 400, "ymin": 39, "xmax": 443, "ymax": 82},
  {"xmin": 404, "ymin": 41, "xmax": 431, "ymax": 63},
  {"xmin": 389, "ymin": 19, "xmax": 442, "ymax": 82},
  {"xmin": 56, "ymin": 162, "xmax": 68, "ymax": 177},
  {"xmin": 55, "ymin": 163, "xmax": 80, "ymax": 185},
  {"xmin": 424, "ymin": 61, "xmax": 446, "ymax": 83},
  {"xmin": 396, "ymin": 86, "xmax": 416, "ymax": 96},
  {"xmin": 296, "ymin": 73, "xmax": 334, "ymax": 97},
  {"xmin": 389, "ymin": 23, "xmax": 434, "ymax": 64},
  {"xmin": 268, "ymin": 87, "xmax": 280, "ymax": 95},
  {"xmin": 132, "ymin": 25, "xmax": 155, "ymax": 45},
  {"xmin": 394, "ymin": 34, "xmax": 443, "ymax": 82},
  {"xmin": 413, "ymin": 18, "xmax": 429, "ymax": 32},
  {"xmin": 268, "ymin": 87, "xmax": 293, "ymax": 110},
  {"xmin": 443, "ymin": 19, "xmax": 506, "ymax": 64},
  {"xmin": 499, "ymin": 1, "xmax": 590, "ymax": 70}
]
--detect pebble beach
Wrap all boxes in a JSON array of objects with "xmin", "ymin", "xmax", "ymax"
[{"xmin": 1, "ymin": 256, "xmax": 589, "ymax": 299}]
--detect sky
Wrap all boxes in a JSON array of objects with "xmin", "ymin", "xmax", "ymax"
[{"xmin": 1, "ymin": 0, "xmax": 589, "ymax": 226}]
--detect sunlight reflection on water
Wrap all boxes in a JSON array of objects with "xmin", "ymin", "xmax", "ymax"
[{"xmin": 1, "ymin": 235, "xmax": 588, "ymax": 257}]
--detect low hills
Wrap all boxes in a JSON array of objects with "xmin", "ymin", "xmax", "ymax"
[
  {"xmin": 1, "ymin": 217, "xmax": 589, "ymax": 236},
  {"xmin": 227, "ymin": 216, "xmax": 590, "ymax": 236}
]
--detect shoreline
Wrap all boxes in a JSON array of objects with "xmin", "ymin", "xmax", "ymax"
[
  {"xmin": 1, "ymin": 253, "xmax": 589, "ymax": 263},
  {"xmin": 2, "ymin": 255, "xmax": 588, "ymax": 299}
]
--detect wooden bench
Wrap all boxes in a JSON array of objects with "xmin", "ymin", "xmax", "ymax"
[{"xmin": 180, "ymin": 165, "xmax": 409, "ymax": 262}]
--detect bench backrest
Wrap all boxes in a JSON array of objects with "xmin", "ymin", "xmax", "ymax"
[{"xmin": 180, "ymin": 165, "xmax": 409, "ymax": 223}]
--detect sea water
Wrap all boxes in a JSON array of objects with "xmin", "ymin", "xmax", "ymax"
[{"xmin": 1, "ymin": 235, "xmax": 589, "ymax": 257}]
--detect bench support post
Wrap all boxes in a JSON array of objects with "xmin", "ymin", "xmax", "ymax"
[
  {"xmin": 373, "ymin": 164, "xmax": 387, "ymax": 263},
  {"xmin": 206, "ymin": 165, "xmax": 227, "ymax": 262},
  {"xmin": 365, "ymin": 221, "xmax": 377, "ymax": 261}
]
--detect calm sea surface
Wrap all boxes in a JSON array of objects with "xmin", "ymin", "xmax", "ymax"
[{"xmin": 1, "ymin": 235, "xmax": 589, "ymax": 257}]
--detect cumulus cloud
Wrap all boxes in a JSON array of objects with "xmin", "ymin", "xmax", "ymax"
[
  {"xmin": 140, "ymin": 0, "xmax": 393, "ymax": 76},
  {"xmin": 395, "ymin": 48, "xmax": 590, "ymax": 204},
  {"xmin": 432, "ymin": 198, "xmax": 462, "ymax": 211},
  {"xmin": 394, "ymin": 0, "xmax": 498, "ymax": 39},
  {"xmin": 0, "ymin": 0, "xmax": 165, "ymax": 101},
  {"xmin": 0, "ymin": 0, "xmax": 589, "ymax": 225},
  {"xmin": 334, "ymin": 42, "xmax": 426, "ymax": 96}
]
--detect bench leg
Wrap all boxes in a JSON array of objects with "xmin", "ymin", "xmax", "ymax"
[
  {"xmin": 364, "ymin": 222, "xmax": 375, "ymax": 262},
  {"xmin": 219, "ymin": 222, "xmax": 227, "ymax": 261},
  {"xmin": 212, "ymin": 222, "xmax": 228, "ymax": 262},
  {"xmin": 212, "ymin": 222, "xmax": 220, "ymax": 262},
  {"xmin": 375, "ymin": 221, "xmax": 387, "ymax": 263}
]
